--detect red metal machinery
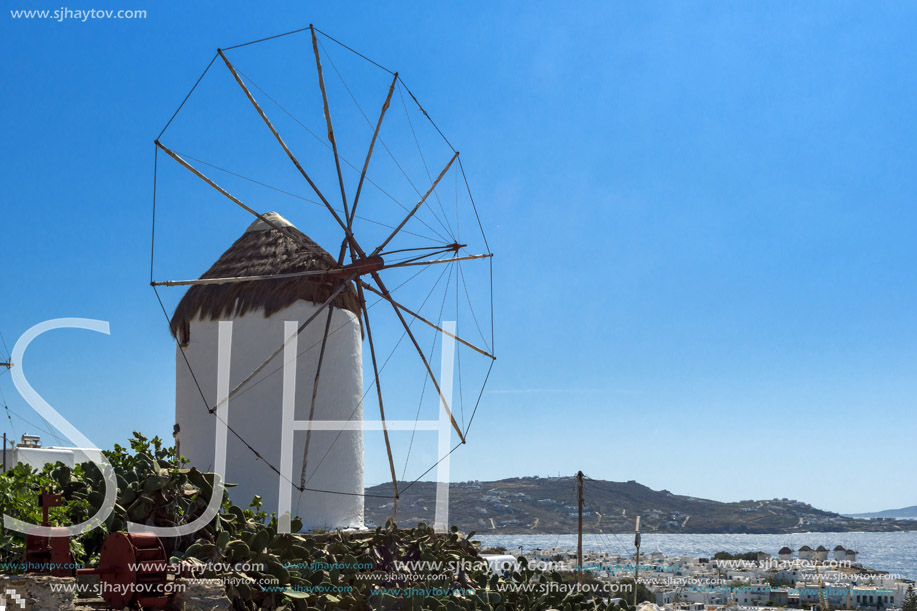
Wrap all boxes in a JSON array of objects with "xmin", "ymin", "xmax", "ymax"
[
  {"xmin": 76, "ymin": 532, "xmax": 171, "ymax": 609},
  {"xmin": 24, "ymin": 488, "xmax": 74, "ymax": 577},
  {"xmin": 24, "ymin": 490, "xmax": 176, "ymax": 608}
]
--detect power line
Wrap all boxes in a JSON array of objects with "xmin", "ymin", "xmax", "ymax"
[
  {"xmin": 0, "ymin": 381, "xmax": 17, "ymax": 441},
  {"xmin": 0, "ymin": 328, "xmax": 10, "ymax": 360},
  {"xmin": 583, "ymin": 476, "xmax": 635, "ymax": 559},
  {"xmin": 2, "ymin": 403, "xmax": 66, "ymax": 446}
]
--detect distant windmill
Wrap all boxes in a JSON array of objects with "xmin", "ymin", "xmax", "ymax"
[{"xmin": 150, "ymin": 25, "xmax": 495, "ymax": 530}]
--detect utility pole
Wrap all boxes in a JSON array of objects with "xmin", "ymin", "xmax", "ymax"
[
  {"xmin": 172, "ymin": 423, "xmax": 181, "ymax": 465},
  {"xmin": 815, "ymin": 556, "xmax": 829, "ymax": 611},
  {"xmin": 576, "ymin": 470, "xmax": 584, "ymax": 591},
  {"xmin": 633, "ymin": 515, "xmax": 641, "ymax": 608},
  {"xmin": 2, "ymin": 360, "xmax": 13, "ymax": 472}
]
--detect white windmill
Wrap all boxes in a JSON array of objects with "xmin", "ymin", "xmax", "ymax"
[{"xmin": 150, "ymin": 25, "xmax": 495, "ymax": 531}]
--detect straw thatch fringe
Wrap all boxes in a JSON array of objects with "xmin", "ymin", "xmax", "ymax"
[{"xmin": 170, "ymin": 218, "xmax": 361, "ymax": 345}]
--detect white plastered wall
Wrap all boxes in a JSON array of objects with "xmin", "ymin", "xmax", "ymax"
[{"xmin": 175, "ymin": 300, "xmax": 363, "ymax": 530}]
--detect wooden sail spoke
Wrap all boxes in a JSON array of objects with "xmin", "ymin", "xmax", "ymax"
[
  {"xmin": 371, "ymin": 151, "xmax": 459, "ymax": 257},
  {"xmin": 300, "ymin": 305, "xmax": 335, "ymax": 488},
  {"xmin": 359, "ymin": 280, "xmax": 494, "ymax": 361},
  {"xmin": 359, "ymin": 283, "xmax": 400, "ymax": 499},
  {"xmin": 154, "ymin": 141, "xmax": 324, "ymax": 258},
  {"xmin": 369, "ymin": 271, "xmax": 466, "ymax": 443},
  {"xmin": 216, "ymin": 49, "xmax": 362, "ymax": 258},
  {"xmin": 152, "ymin": 255, "xmax": 386, "ymax": 288},
  {"xmin": 350, "ymin": 72, "xmax": 399, "ymax": 230},
  {"xmin": 384, "ymin": 252, "xmax": 492, "ymax": 270},
  {"xmin": 152, "ymin": 269, "xmax": 333, "ymax": 287},
  {"xmin": 302, "ymin": 240, "xmax": 351, "ymax": 488},
  {"xmin": 310, "ymin": 26, "xmax": 349, "ymax": 220}
]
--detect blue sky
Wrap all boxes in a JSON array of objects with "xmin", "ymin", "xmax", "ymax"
[{"xmin": 1, "ymin": 1, "xmax": 916, "ymax": 515}]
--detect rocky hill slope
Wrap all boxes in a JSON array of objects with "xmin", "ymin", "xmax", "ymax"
[{"xmin": 365, "ymin": 476, "xmax": 917, "ymax": 534}]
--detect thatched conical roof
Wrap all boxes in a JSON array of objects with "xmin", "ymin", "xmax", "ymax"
[{"xmin": 170, "ymin": 212, "xmax": 361, "ymax": 344}]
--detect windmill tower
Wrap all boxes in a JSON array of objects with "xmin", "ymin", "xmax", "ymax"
[{"xmin": 171, "ymin": 212, "xmax": 365, "ymax": 530}]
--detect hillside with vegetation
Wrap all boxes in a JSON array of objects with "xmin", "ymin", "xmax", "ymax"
[{"xmin": 366, "ymin": 476, "xmax": 917, "ymax": 535}]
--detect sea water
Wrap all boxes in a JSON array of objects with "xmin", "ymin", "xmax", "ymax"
[{"xmin": 477, "ymin": 531, "xmax": 917, "ymax": 580}]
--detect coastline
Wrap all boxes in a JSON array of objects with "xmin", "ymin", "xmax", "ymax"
[{"xmin": 476, "ymin": 531, "xmax": 917, "ymax": 581}]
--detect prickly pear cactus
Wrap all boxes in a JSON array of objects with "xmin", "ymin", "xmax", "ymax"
[{"xmin": 0, "ymin": 432, "xmax": 624, "ymax": 611}]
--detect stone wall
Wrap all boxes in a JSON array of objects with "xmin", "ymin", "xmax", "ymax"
[
  {"xmin": 169, "ymin": 579, "xmax": 231, "ymax": 611},
  {"xmin": 0, "ymin": 575, "xmax": 75, "ymax": 610},
  {"xmin": 0, "ymin": 575, "xmax": 230, "ymax": 610}
]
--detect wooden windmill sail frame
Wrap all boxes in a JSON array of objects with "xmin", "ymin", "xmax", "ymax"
[{"xmin": 150, "ymin": 25, "xmax": 495, "ymax": 507}]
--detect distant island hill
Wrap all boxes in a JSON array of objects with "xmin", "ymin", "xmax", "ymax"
[
  {"xmin": 364, "ymin": 476, "xmax": 917, "ymax": 534},
  {"xmin": 844, "ymin": 505, "xmax": 917, "ymax": 520}
]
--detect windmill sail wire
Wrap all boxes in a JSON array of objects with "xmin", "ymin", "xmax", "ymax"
[
  {"xmin": 401, "ymin": 261, "xmax": 454, "ymax": 481},
  {"xmin": 303, "ymin": 262, "xmax": 450, "ymax": 487},
  {"xmin": 165, "ymin": 148, "xmax": 444, "ymax": 244}
]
